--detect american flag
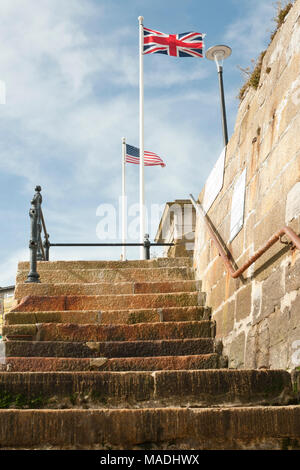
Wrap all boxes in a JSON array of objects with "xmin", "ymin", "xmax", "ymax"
[
  {"xmin": 125, "ymin": 144, "xmax": 166, "ymax": 167},
  {"xmin": 143, "ymin": 27, "xmax": 204, "ymax": 58}
]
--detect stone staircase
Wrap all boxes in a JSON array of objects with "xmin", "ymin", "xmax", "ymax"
[{"xmin": 0, "ymin": 257, "xmax": 299, "ymax": 450}]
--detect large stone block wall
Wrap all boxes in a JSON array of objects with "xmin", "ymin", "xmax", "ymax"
[{"xmin": 193, "ymin": 0, "xmax": 300, "ymax": 371}]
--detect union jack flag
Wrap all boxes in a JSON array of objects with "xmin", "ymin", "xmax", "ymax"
[
  {"xmin": 143, "ymin": 27, "xmax": 204, "ymax": 58},
  {"xmin": 125, "ymin": 144, "xmax": 166, "ymax": 167}
]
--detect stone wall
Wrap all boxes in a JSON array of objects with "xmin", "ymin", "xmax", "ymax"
[{"xmin": 193, "ymin": 0, "xmax": 300, "ymax": 371}]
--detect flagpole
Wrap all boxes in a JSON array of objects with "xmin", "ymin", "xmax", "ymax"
[
  {"xmin": 121, "ymin": 137, "xmax": 126, "ymax": 261},
  {"xmin": 138, "ymin": 15, "xmax": 145, "ymax": 260}
]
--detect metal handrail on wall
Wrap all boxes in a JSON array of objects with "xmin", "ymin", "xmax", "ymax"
[
  {"xmin": 190, "ymin": 194, "xmax": 300, "ymax": 279},
  {"xmin": 26, "ymin": 186, "xmax": 174, "ymax": 283}
]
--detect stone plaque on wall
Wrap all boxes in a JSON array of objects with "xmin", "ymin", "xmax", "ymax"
[
  {"xmin": 203, "ymin": 147, "xmax": 226, "ymax": 213},
  {"xmin": 230, "ymin": 169, "xmax": 246, "ymax": 242}
]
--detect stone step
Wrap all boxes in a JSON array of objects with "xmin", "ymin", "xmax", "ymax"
[
  {"xmin": 18, "ymin": 258, "xmax": 192, "ymax": 271},
  {"xmin": 16, "ymin": 266, "xmax": 194, "ymax": 284},
  {"xmin": 14, "ymin": 280, "xmax": 200, "ymax": 301},
  {"xmin": 3, "ymin": 321, "xmax": 215, "ymax": 342},
  {"xmin": 12, "ymin": 292, "xmax": 201, "ymax": 312},
  {"xmin": 1, "ymin": 354, "xmax": 222, "ymax": 372},
  {"xmin": 4, "ymin": 306, "xmax": 211, "ymax": 325},
  {"xmin": 0, "ymin": 370, "xmax": 294, "ymax": 409},
  {"xmin": 0, "ymin": 406, "xmax": 299, "ymax": 449},
  {"xmin": 4, "ymin": 338, "xmax": 215, "ymax": 358}
]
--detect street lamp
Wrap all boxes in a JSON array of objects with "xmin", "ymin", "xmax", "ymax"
[{"xmin": 206, "ymin": 45, "xmax": 232, "ymax": 147}]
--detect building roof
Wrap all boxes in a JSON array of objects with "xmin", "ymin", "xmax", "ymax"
[{"xmin": 0, "ymin": 286, "xmax": 15, "ymax": 292}]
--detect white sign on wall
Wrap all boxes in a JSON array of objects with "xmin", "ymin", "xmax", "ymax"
[
  {"xmin": 203, "ymin": 147, "xmax": 226, "ymax": 213},
  {"xmin": 230, "ymin": 169, "xmax": 246, "ymax": 242}
]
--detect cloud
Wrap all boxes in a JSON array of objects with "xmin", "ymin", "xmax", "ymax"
[
  {"xmin": 0, "ymin": 0, "xmax": 212, "ymax": 201},
  {"xmin": 0, "ymin": 0, "xmax": 280, "ymax": 285},
  {"xmin": 0, "ymin": 248, "xmax": 28, "ymax": 286},
  {"xmin": 224, "ymin": 0, "xmax": 275, "ymax": 61}
]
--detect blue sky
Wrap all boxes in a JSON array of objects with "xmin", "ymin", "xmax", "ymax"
[{"xmin": 0, "ymin": 0, "xmax": 276, "ymax": 285}]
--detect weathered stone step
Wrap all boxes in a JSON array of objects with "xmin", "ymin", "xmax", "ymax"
[
  {"xmin": 1, "ymin": 354, "xmax": 221, "ymax": 372},
  {"xmin": 3, "ymin": 321, "xmax": 215, "ymax": 342},
  {"xmin": 4, "ymin": 306, "xmax": 211, "ymax": 325},
  {"xmin": 12, "ymin": 292, "xmax": 201, "ymax": 312},
  {"xmin": 18, "ymin": 258, "xmax": 192, "ymax": 271},
  {"xmin": 17, "ymin": 266, "xmax": 194, "ymax": 284},
  {"xmin": 14, "ymin": 280, "xmax": 200, "ymax": 300},
  {"xmin": 0, "ymin": 406, "xmax": 299, "ymax": 449},
  {"xmin": 0, "ymin": 370, "xmax": 294, "ymax": 409},
  {"xmin": 4, "ymin": 338, "xmax": 215, "ymax": 358}
]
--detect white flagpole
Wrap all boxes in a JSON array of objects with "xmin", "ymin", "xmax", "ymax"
[
  {"xmin": 121, "ymin": 137, "xmax": 126, "ymax": 261},
  {"xmin": 138, "ymin": 15, "xmax": 145, "ymax": 260}
]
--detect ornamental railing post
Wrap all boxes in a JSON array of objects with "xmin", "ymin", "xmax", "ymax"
[
  {"xmin": 43, "ymin": 234, "xmax": 50, "ymax": 261},
  {"xmin": 36, "ymin": 233, "xmax": 43, "ymax": 261},
  {"xmin": 26, "ymin": 186, "xmax": 42, "ymax": 283},
  {"xmin": 143, "ymin": 233, "xmax": 151, "ymax": 260}
]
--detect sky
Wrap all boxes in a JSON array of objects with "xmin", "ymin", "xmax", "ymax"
[{"xmin": 0, "ymin": 0, "xmax": 277, "ymax": 286}]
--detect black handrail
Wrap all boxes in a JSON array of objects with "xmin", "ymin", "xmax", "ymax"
[{"xmin": 26, "ymin": 186, "xmax": 174, "ymax": 283}]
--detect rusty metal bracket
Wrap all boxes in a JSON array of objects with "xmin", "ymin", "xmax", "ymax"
[
  {"xmin": 279, "ymin": 235, "xmax": 289, "ymax": 246},
  {"xmin": 190, "ymin": 194, "xmax": 300, "ymax": 279}
]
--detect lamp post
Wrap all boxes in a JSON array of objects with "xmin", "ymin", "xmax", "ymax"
[{"xmin": 206, "ymin": 45, "xmax": 232, "ymax": 147}]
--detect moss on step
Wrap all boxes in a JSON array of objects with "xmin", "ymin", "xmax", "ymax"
[{"xmin": 0, "ymin": 392, "xmax": 47, "ymax": 409}]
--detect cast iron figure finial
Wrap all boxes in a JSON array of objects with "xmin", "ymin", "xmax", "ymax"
[{"xmin": 26, "ymin": 185, "xmax": 43, "ymax": 283}]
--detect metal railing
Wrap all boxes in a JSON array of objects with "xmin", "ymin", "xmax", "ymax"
[
  {"xmin": 190, "ymin": 194, "xmax": 300, "ymax": 279},
  {"xmin": 26, "ymin": 186, "xmax": 174, "ymax": 283}
]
